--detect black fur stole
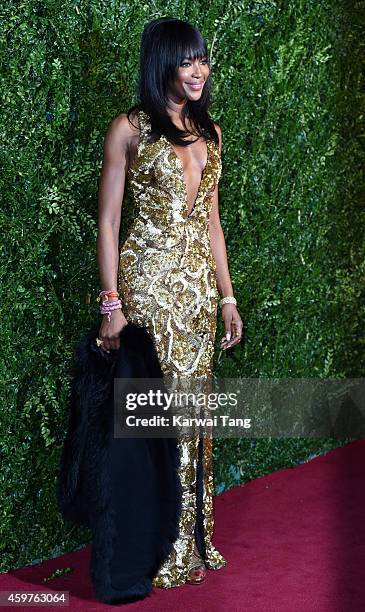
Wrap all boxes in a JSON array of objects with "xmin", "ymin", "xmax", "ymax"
[{"xmin": 56, "ymin": 321, "xmax": 183, "ymax": 604}]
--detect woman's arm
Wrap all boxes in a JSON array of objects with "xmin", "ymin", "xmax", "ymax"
[
  {"xmin": 209, "ymin": 123, "xmax": 244, "ymax": 349},
  {"xmin": 96, "ymin": 113, "xmax": 137, "ymax": 350}
]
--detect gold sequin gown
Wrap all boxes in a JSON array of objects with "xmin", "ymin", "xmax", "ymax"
[{"xmin": 117, "ymin": 109, "xmax": 227, "ymax": 588}]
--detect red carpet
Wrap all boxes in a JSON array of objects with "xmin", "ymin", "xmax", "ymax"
[{"xmin": 2, "ymin": 440, "xmax": 365, "ymax": 611}]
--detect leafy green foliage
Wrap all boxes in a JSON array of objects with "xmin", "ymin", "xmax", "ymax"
[{"xmin": 0, "ymin": 0, "xmax": 363, "ymax": 572}]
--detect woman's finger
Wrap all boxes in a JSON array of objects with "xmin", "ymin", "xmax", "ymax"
[
  {"xmin": 221, "ymin": 319, "xmax": 243, "ymax": 349},
  {"xmin": 220, "ymin": 313, "xmax": 233, "ymax": 342}
]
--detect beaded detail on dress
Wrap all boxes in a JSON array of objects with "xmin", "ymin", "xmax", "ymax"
[{"xmin": 117, "ymin": 109, "xmax": 227, "ymax": 588}]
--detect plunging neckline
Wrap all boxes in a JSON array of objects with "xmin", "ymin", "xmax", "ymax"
[{"xmin": 163, "ymin": 135, "xmax": 211, "ymax": 219}]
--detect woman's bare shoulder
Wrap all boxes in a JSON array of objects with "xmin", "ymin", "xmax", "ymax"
[
  {"xmin": 106, "ymin": 111, "xmax": 140, "ymax": 143},
  {"xmin": 103, "ymin": 111, "xmax": 141, "ymax": 163},
  {"xmin": 212, "ymin": 121, "xmax": 222, "ymax": 153}
]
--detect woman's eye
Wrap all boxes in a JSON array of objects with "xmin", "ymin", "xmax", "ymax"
[{"xmin": 181, "ymin": 59, "xmax": 208, "ymax": 67}]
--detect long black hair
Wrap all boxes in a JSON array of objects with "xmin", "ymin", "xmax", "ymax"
[{"xmin": 127, "ymin": 17, "xmax": 219, "ymax": 147}]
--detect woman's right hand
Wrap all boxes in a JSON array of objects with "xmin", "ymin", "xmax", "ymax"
[{"xmin": 98, "ymin": 308, "xmax": 128, "ymax": 352}]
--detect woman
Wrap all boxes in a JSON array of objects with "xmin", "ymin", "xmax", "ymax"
[{"xmin": 96, "ymin": 17, "xmax": 243, "ymax": 588}]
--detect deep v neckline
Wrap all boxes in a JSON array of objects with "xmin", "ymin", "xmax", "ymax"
[
  {"xmin": 164, "ymin": 135, "xmax": 211, "ymax": 219},
  {"xmin": 137, "ymin": 111, "xmax": 211, "ymax": 219}
]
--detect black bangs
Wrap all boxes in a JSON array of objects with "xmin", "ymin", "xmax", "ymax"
[
  {"xmin": 170, "ymin": 21, "xmax": 208, "ymax": 65},
  {"xmin": 127, "ymin": 17, "xmax": 219, "ymax": 148}
]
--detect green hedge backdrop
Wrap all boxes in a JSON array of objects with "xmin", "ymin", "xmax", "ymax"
[{"xmin": 1, "ymin": 0, "xmax": 364, "ymax": 574}]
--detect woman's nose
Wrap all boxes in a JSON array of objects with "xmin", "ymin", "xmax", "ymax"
[{"xmin": 192, "ymin": 62, "xmax": 202, "ymax": 76}]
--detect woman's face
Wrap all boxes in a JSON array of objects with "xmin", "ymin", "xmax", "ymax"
[{"xmin": 168, "ymin": 55, "xmax": 210, "ymax": 102}]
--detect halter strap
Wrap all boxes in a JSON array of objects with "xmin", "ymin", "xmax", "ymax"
[{"xmin": 137, "ymin": 109, "xmax": 151, "ymax": 140}]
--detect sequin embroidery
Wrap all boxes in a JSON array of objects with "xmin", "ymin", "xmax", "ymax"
[{"xmin": 117, "ymin": 109, "xmax": 227, "ymax": 588}]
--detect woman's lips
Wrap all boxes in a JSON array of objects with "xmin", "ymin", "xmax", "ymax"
[{"xmin": 186, "ymin": 82, "xmax": 203, "ymax": 91}]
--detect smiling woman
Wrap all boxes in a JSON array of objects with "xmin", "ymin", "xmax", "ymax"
[{"xmin": 95, "ymin": 16, "xmax": 243, "ymax": 602}]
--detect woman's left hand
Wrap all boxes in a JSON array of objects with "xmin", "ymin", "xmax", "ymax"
[{"xmin": 220, "ymin": 304, "xmax": 244, "ymax": 349}]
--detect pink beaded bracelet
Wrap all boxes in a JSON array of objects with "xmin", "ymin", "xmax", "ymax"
[{"xmin": 100, "ymin": 301, "xmax": 122, "ymax": 323}]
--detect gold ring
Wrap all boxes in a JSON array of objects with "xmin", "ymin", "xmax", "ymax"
[{"xmin": 96, "ymin": 337, "xmax": 104, "ymax": 347}]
